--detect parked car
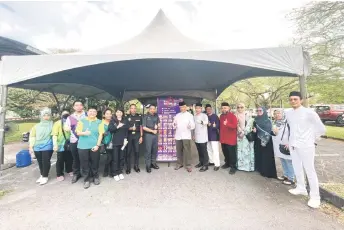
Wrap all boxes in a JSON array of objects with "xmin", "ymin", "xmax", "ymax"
[{"xmin": 315, "ymin": 105, "xmax": 344, "ymax": 124}]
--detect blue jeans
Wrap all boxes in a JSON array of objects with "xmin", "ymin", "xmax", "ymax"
[{"xmin": 280, "ymin": 158, "xmax": 294, "ymax": 181}]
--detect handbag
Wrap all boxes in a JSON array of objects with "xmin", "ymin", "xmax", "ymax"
[
  {"xmin": 244, "ymin": 120, "xmax": 255, "ymax": 142},
  {"xmin": 279, "ymin": 122, "xmax": 290, "ymax": 155},
  {"xmin": 61, "ymin": 119, "xmax": 71, "ymax": 152}
]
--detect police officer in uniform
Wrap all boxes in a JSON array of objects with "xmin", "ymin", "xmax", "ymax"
[
  {"xmin": 125, "ymin": 104, "xmax": 143, "ymax": 174},
  {"xmin": 142, "ymin": 104, "xmax": 160, "ymax": 173}
]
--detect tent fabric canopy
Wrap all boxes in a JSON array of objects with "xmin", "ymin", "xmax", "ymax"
[{"xmin": 0, "ymin": 9, "xmax": 311, "ymax": 101}]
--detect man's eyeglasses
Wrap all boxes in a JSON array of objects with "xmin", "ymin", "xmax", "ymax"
[{"xmin": 257, "ymin": 110, "xmax": 263, "ymax": 112}]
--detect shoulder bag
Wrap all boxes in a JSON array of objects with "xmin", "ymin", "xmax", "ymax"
[
  {"xmin": 245, "ymin": 120, "xmax": 255, "ymax": 142},
  {"xmin": 61, "ymin": 119, "xmax": 71, "ymax": 152},
  {"xmin": 279, "ymin": 122, "xmax": 290, "ymax": 155}
]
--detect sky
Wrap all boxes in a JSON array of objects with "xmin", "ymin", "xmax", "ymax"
[{"xmin": 0, "ymin": 0, "xmax": 311, "ymax": 52}]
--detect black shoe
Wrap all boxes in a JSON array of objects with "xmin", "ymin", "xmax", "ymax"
[
  {"xmin": 151, "ymin": 163, "xmax": 159, "ymax": 169},
  {"xmin": 199, "ymin": 166, "xmax": 208, "ymax": 172},
  {"xmin": 195, "ymin": 163, "xmax": 202, "ymax": 168},
  {"xmin": 174, "ymin": 165, "xmax": 183, "ymax": 170},
  {"xmin": 146, "ymin": 167, "xmax": 152, "ymax": 173},
  {"xmin": 214, "ymin": 166, "xmax": 220, "ymax": 171},
  {"xmin": 83, "ymin": 181, "xmax": 90, "ymax": 189},
  {"xmin": 221, "ymin": 164, "xmax": 230, "ymax": 169},
  {"xmin": 94, "ymin": 177, "xmax": 100, "ymax": 185},
  {"xmin": 103, "ymin": 171, "xmax": 109, "ymax": 177},
  {"xmin": 72, "ymin": 175, "xmax": 81, "ymax": 184},
  {"xmin": 208, "ymin": 163, "xmax": 215, "ymax": 166},
  {"xmin": 126, "ymin": 169, "xmax": 131, "ymax": 174},
  {"xmin": 229, "ymin": 168, "xmax": 236, "ymax": 175},
  {"xmin": 134, "ymin": 166, "xmax": 140, "ymax": 173}
]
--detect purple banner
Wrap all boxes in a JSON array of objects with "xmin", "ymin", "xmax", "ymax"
[{"xmin": 157, "ymin": 97, "xmax": 182, "ymax": 162}]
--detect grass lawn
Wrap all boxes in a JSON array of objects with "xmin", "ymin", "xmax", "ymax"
[
  {"xmin": 5, "ymin": 121, "xmax": 36, "ymax": 144},
  {"xmin": 325, "ymin": 126, "xmax": 344, "ymax": 140}
]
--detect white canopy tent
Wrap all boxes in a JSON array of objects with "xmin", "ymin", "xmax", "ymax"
[{"xmin": 0, "ymin": 9, "xmax": 311, "ymax": 165}]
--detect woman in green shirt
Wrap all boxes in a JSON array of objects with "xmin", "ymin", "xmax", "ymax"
[{"xmin": 100, "ymin": 108, "xmax": 113, "ymax": 177}]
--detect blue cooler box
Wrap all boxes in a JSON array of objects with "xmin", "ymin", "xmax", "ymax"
[{"xmin": 16, "ymin": 150, "xmax": 32, "ymax": 168}]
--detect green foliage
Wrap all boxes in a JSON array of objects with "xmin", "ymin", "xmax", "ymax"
[
  {"xmin": 218, "ymin": 77, "xmax": 298, "ymax": 108},
  {"xmin": 289, "ymin": 2, "xmax": 344, "ymax": 104}
]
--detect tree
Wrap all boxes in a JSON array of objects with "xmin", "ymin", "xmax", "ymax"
[
  {"xmin": 219, "ymin": 77, "xmax": 299, "ymax": 108},
  {"xmin": 289, "ymin": 2, "xmax": 344, "ymax": 103}
]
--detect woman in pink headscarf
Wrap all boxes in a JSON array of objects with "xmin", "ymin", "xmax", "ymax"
[{"xmin": 235, "ymin": 103, "xmax": 255, "ymax": 171}]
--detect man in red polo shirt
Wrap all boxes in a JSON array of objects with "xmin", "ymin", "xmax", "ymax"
[{"xmin": 219, "ymin": 102, "xmax": 238, "ymax": 174}]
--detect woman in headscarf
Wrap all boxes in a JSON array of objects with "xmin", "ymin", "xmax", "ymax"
[
  {"xmin": 52, "ymin": 110, "xmax": 73, "ymax": 182},
  {"xmin": 253, "ymin": 106, "xmax": 277, "ymax": 178},
  {"xmin": 235, "ymin": 103, "xmax": 255, "ymax": 171},
  {"xmin": 29, "ymin": 108, "xmax": 54, "ymax": 185},
  {"xmin": 108, "ymin": 108, "xmax": 129, "ymax": 182},
  {"xmin": 272, "ymin": 109, "xmax": 294, "ymax": 185}
]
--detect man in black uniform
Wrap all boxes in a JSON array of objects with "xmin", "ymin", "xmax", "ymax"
[
  {"xmin": 142, "ymin": 104, "xmax": 160, "ymax": 173},
  {"xmin": 125, "ymin": 104, "xmax": 143, "ymax": 174}
]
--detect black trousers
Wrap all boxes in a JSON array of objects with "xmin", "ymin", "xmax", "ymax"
[
  {"xmin": 70, "ymin": 142, "xmax": 81, "ymax": 176},
  {"xmin": 112, "ymin": 146, "xmax": 124, "ymax": 176},
  {"xmin": 195, "ymin": 142, "xmax": 209, "ymax": 166},
  {"xmin": 56, "ymin": 150, "xmax": 73, "ymax": 177},
  {"xmin": 104, "ymin": 149, "xmax": 114, "ymax": 176},
  {"xmin": 221, "ymin": 144, "xmax": 237, "ymax": 168},
  {"xmin": 126, "ymin": 134, "xmax": 140, "ymax": 170},
  {"xmin": 144, "ymin": 133, "xmax": 158, "ymax": 167},
  {"xmin": 78, "ymin": 149, "xmax": 100, "ymax": 182},
  {"xmin": 34, "ymin": 150, "xmax": 53, "ymax": 177}
]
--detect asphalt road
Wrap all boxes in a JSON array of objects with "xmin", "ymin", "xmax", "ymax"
[{"xmin": 0, "ymin": 144, "xmax": 343, "ymax": 230}]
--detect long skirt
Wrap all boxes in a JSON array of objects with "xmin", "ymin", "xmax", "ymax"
[{"xmin": 254, "ymin": 138, "xmax": 277, "ymax": 178}]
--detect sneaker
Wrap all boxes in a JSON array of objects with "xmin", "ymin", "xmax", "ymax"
[
  {"xmin": 119, "ymin": 174, "xmax": 124, "ymax": 180},
  {"xmin": 307, "ymin": 198, "xmax": 321, "ymax": 209},
  {"xmin": 36, "ymin": 175, "xmax": 43, "ymax": 183},
  {"xmin": 39, "ymin": 177, "xmax": 48, "ymax": 185},
  {"xmin": 68, "ymin": 172, "xmax": 73, "ymax": 177},
  {"xmin": 84, "ymin": 181, "xmax": 90, "ymax": 189},
  {"xmin": 283, "ymin": 179, "xmax": 295, "ymax": 185},
  {"xmin": 114, "ymin": 175, "xmax": 120, "ymax": 181},
  {"xmin": 289, "ymin": 188, "xmax": 308, "ymax": 196},
  {"xmin": 94, "ymin": 177, "xmax": 100, "ymax": 185},
  {"xmin": 277, "ymin": 176, "xmax": 287, "ymax": 181},
  {"xmin": 57, "ymin": 176, "xmax": 65, "ymax": 182}
]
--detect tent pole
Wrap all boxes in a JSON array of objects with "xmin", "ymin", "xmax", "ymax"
[
  {"xmin": 299, "ymin": 74, "xmax": 309, "ymax": 107},
  {"xmin": 214, "ymin": 89, "xmax": 218, "ymax": 115},
  {"xmin": 0, "ymin": 85, "xmax": 8, "ymax": 167}
]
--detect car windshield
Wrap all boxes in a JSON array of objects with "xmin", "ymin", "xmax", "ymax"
[{"xmin": 316, "ymin": 106, "xmax": 330, "ymax": 112}]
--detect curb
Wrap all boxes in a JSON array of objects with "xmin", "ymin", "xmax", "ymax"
[
  {"xmin": 320, "ymin": 187, "xmax": 344, "ymax": 210},
  {"xmin": 321, "ymin": 135, "xmax": 344, "ymax": 142}
]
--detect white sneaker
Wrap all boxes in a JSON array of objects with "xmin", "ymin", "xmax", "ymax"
[
  {"xmin": 308, "ymin": 198, "xmax": 321, "ymax": 209},
  {"xmin": 289, "ymin": 188, "xmax": 308, "ymax": 196},
  {"xmin": 119, "ymin": 174, "xmax": 124, "ymax": 180},
  {"xmin": 36, "ymin": 175, "xmax": 43, "ymax": 183},
  {"xmin": 114, "ymin": 175, "xmax": 120, "ymax": 182},
  {"xmin": 39, "ymin": 177, "xmax": 48, "ymax": 185}
]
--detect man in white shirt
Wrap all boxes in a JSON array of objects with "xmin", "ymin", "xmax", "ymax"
[
  {"xmin": 193, "ymin": 103, "xmax": 209, "ymax": 172},
  {"xmin": 286, "ymin": 91, "xmax": 326, "ymax": 209},
  {"xmin": 173, "ymin": 101, "xmax": 195, "ymax": 172}
]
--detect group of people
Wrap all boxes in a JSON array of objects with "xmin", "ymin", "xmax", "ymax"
[
  {"xmin": 173, "ymin": 91, "xmax": 325, "ymax": 209},
  {"xmin": 28, "ymin": 91, "xmax": 325, "ymax": 208},
  {"xmin": 29, "ymin": 101, "xmax": 161, "ymax": 189}
]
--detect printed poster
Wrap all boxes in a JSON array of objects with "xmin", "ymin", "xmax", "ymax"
[{"xmin": 156, "ymin": 97, "xmax": 182, "ymax": 162}]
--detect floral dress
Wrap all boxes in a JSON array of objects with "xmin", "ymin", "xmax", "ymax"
[{"xmin": 236, "ymin": 117, "xmax": 255, "ymax": 171}]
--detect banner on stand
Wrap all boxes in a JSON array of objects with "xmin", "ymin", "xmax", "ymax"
[{"xmin": 156, "ymin": 97, "xmax": 182, "ymax": 162}]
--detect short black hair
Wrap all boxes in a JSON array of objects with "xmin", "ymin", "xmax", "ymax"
[
  {"xmin": 195, "ymin": 103, "xmax": 202, "ymax": 107},
  {"xmin": 205, "ymin": 104, "xmax": 212, "ymax": 108},
  {"xmin": 289, "ymin": 91, "xmax": 302, "ymax": 99},
  {"xmin": 73, "ymin": 100, "xmax": 83, "ymax": 106},
  {"xmin": 103, "ymin": 108, "xmax": 112, "ymax": 115},
  {"xmin": 88, "ymin": 106, "xmax": 97, "ymax": 111},
  {"xmin": 149, "ymin": 104, "xmax": 156, "ymax": 108},
  {"xmin": 130, "ymin": 104, "xmax": 137, "ymax": 108}
]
